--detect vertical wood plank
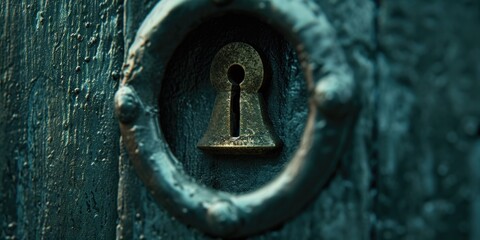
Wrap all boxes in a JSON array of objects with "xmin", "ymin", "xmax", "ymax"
[
  {"xmin": 377, "ymin": 1, "xmax": 480, "ymax": 239},
  {"xmin": 0, "ymin": 1, "xmax": 124, "ymax": 239}
]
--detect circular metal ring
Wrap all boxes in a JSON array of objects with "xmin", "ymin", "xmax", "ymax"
[{"xmin": 115, "ymin": 0, "xmax": 357, "ymax": 237}]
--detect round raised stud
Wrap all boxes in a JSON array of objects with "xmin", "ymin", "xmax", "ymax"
[{"xmin": 115, "ymin": 86, "xmax": 140, "ymax": 124}]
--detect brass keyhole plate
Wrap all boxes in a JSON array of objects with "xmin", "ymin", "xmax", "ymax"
[{"xmin": 197, "ymin": 42, "xmax": 281, "ymax": 155}]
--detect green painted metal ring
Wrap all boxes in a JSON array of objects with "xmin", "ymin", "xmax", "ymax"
[{"xmin": 115, "ymin": 0, "xmax": 357, "ymax": 237}]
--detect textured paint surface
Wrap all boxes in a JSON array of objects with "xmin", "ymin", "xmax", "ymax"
[
  {"xmin": 2, "ymin": 0, "xmax": 480, "ymax": 239},
  {"xmin": 0, "ymin": 1, "xmax": 123, "ymax": 239},
  {"xmin": 377, "ymin": 1, "xmax": 480, "ymax": 239}
]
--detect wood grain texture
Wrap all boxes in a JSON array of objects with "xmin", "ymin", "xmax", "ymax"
[
  {"xmin": 117, "ymin": 0, "xmax": 376, "ymax": 239},
  {"xmin": 377, "ymin": 1, "xmax": 480, "ymax": 239},
  {"xmin": 0, "ymin": 1, "xmax": 124, "ymax": 239},
  {"xmin": 5, "ymin": 0, "xmax": 478, "ymax": 239}
]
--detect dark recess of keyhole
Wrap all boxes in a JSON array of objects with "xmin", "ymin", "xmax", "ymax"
[{"xmin": 228, "ymin": 64, "xmax": 245, "ymax": 137}]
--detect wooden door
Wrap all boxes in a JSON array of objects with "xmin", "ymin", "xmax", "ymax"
[{"xmin": 1, "ymin": 1, "xmax": 479, "ymax": 239}]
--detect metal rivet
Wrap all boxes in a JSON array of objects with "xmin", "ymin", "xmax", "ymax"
[
  {"xmin": 115, "ymin": 87, "xmax": 140, "ymax": 124},
  {"xmin": 207, "ymin": 201, "xmax": 240, "ymax": 235},
  {"xmin": 314, "ymin": 74, "xmax": 354, "ymax": 118}
]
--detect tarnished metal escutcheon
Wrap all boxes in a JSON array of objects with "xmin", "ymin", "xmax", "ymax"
[
  {"xmin": 197, "ymin": 42, "xmax": 282, "ymax": 155},
  {"xmin": 115, "ymin": 0, "xmax": 357, "ymax": 238}
]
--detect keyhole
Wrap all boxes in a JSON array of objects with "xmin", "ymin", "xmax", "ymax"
[
  {"xmin": 197, "ymin": 42, "xmax": 281, "ymax": 154},
  {"xmin": 228, "ymin": 64, "xmax": 245, "ymax": 137}
]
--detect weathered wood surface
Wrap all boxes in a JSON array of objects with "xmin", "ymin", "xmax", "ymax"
[
  {"xmin": 0, "ymin": 1, "xmax": 124, "ymax": 239},
  {"xmin": 2, "ymin": 0, "xmax": 480, "ymax": 239},
  {"xmin": 377, "ymin": 1, "xmax": 480, "ymax": 239}
]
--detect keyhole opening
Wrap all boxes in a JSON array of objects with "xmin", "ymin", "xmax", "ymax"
[
  {"xmin": 228, "ymin": 64, "xmax": 245, "ymax": 85},
  {"xmin": 228, "ymin": 64, "xmax": 245, "ymax": 137}
]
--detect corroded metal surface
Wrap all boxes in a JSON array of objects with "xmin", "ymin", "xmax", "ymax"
[
  {"xmin": 115, "ymin": 0, "xmax": 357, "ymax": 237},
  {"xmin": 197, "ymin": 42, "xmax": 281, "ymax": 155}
]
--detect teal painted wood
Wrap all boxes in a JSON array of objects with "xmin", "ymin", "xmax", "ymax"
[
  {"xmin": 3, "ymin": 0, "xmax": 479, "ymax": 239},
  {"xmin": 0, "ymin": 1, "xmax": 123, "ymax": 239},
  {"xmin": 377, "ymin": 1, "xmax": 480, "ymax": 239}
]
